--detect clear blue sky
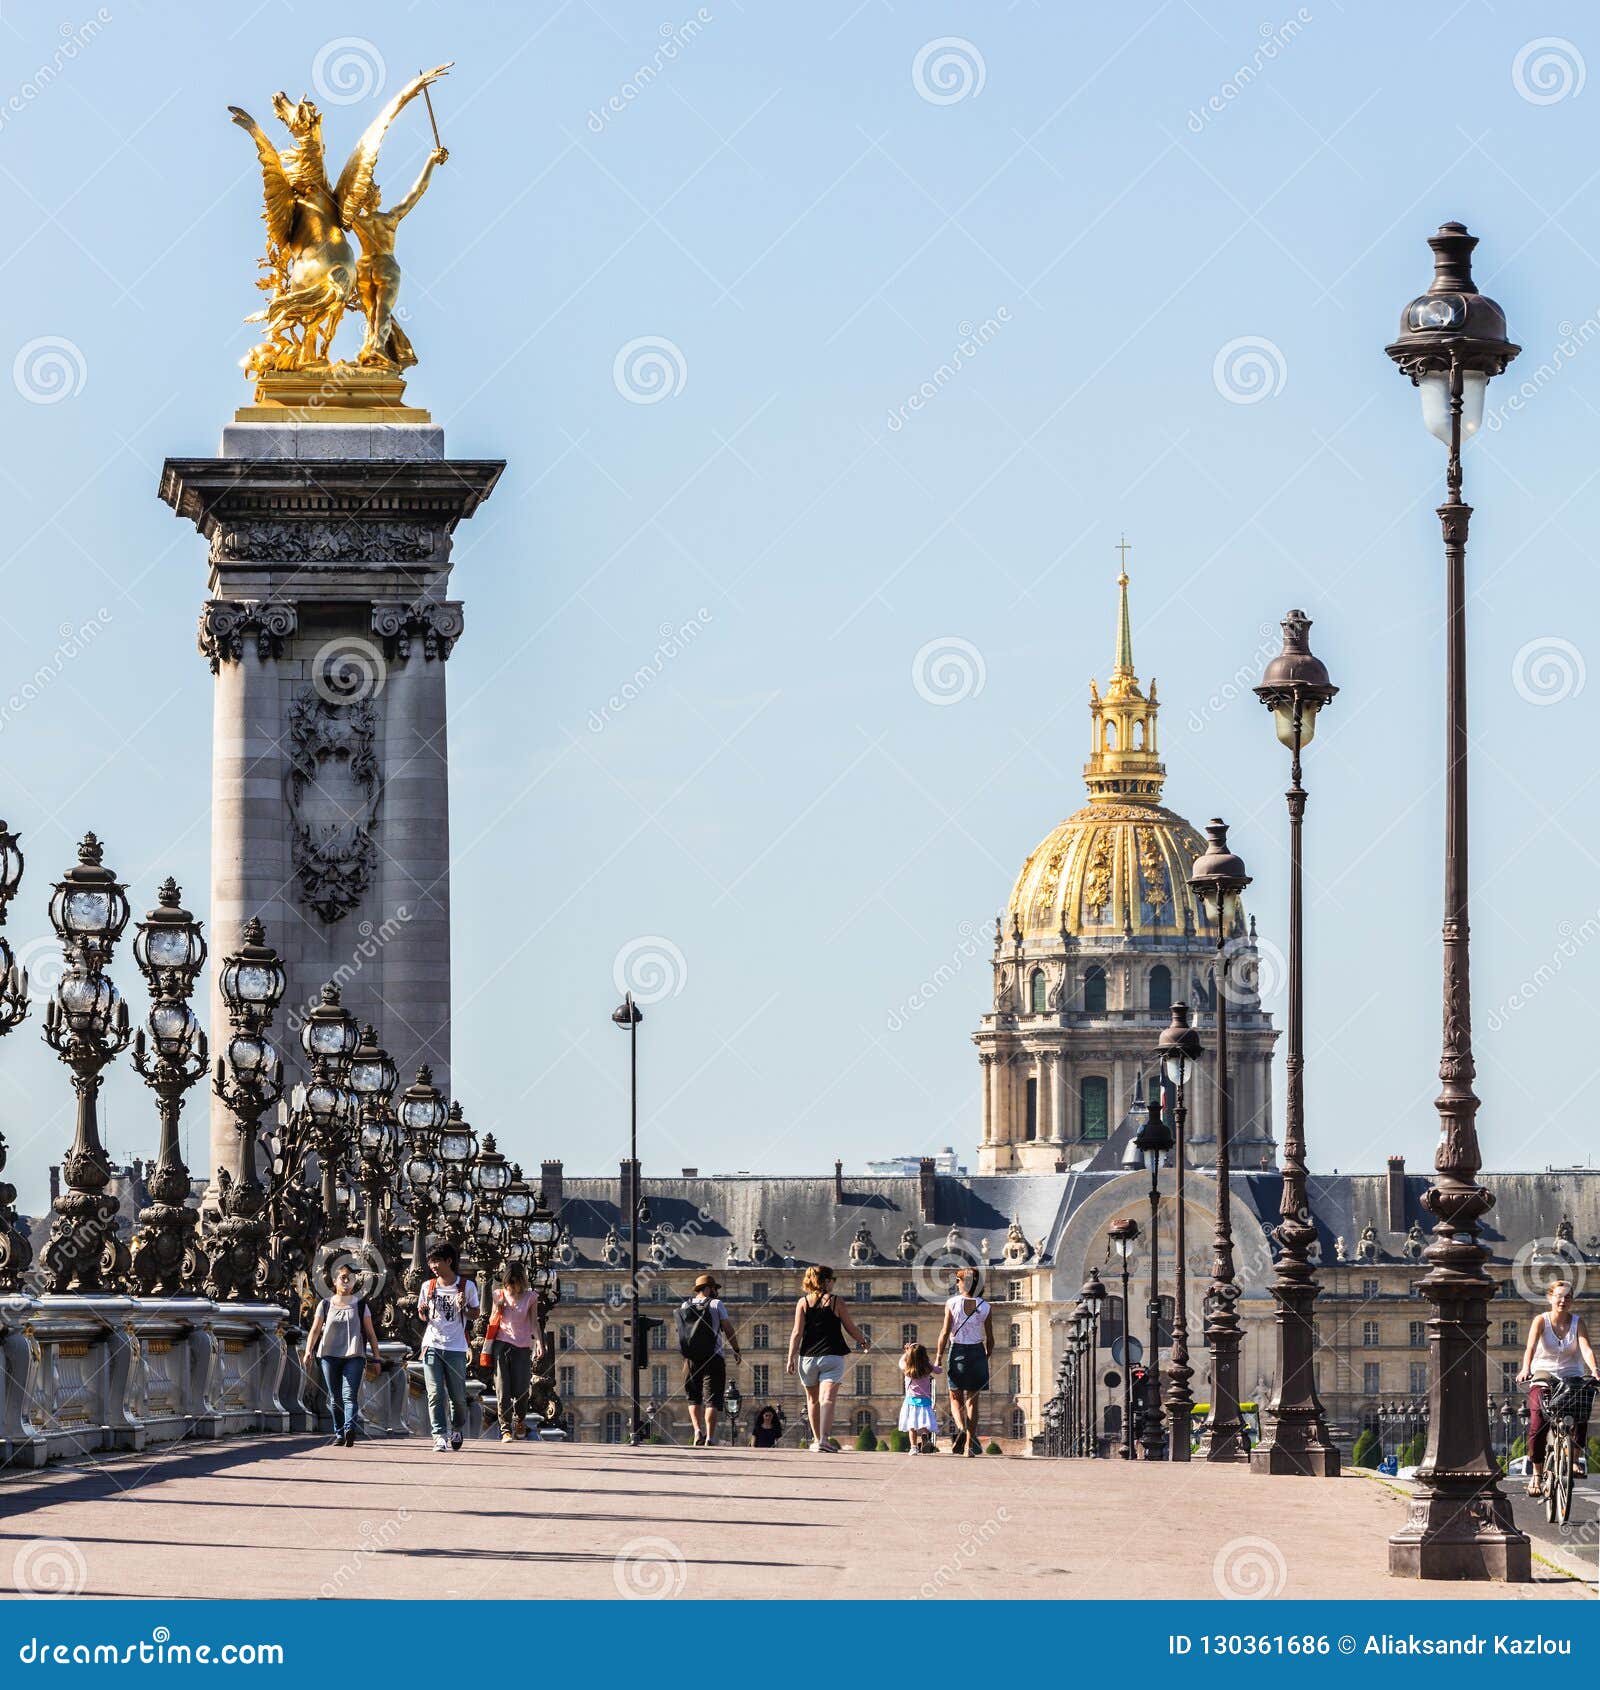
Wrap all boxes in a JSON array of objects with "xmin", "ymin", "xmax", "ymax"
[{"xmin": 0, "ymin": 0, "xmax": 1596, "ymax": 1211}]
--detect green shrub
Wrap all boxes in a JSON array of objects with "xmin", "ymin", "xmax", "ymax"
[
  {"xmin": 854, "ymin": 1426, "xmax": 877, "ymax": 1451},
  {"xmin": 885, "ymin": 1429, "xmax": 910, "ymax": 1452},
  {"xmin": 1586, "ymin": 1437, "xmax": 1600, "ymax": 1474},
  {"xmin": 985, "ymin": 1440, "xmax": 1002, "ymax": 1455},
  {"xmin": 1351, "ymin": 1429, "xmax": 1382, "ymax": 1469},
  {"xmin": 1400, "ymin": 1434, "xmax": 1425, "ymax": 1468},
  {"xmin": 1511, "ymin": 1434, "xmax": 1528, "ymax": 1460}
]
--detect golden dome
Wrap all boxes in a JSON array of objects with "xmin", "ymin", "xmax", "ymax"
[
  {"xmin": 1007, "ymin": 553, "xmax": 1213, "ymax": 941},
  {"xmin": 1009, "ymin": 799, "xmax": 1211, "ymax": 942}
]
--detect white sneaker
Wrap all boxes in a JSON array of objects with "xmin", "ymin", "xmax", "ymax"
[{"xmin": 432, "ymin": 1435, "xmax": 448, "ymax": 1452}]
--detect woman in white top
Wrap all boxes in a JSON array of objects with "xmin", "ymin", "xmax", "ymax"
[
  {"xmin": 302, "ymin": 1262, "xmax": 382, "ymax": 1448},
  {"xmin": 1515, "ymin": 1278, "xmax": 1599, "ymax": 1497},
  {"xmin": 933, "ymin": 1267, "xmax": 993, "ymax": 1458}
]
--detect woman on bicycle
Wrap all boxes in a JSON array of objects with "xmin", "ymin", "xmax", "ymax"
[{"xmin": 1515, "ymin": 1278, "xmax": 1599, "ymax": 1498}]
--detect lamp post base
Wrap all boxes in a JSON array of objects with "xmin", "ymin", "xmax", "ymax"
[
  {"xmin": 1251, "ymin": 1285, "xmax": 1340, "ymax": 1477},
  {"xmin": 1388, "ymin": 1486, "xmax": 1531, "ymax": 1581},
  {"xmin": 1250, "ymin": 1435, "xmax": 1339, "ymax": 1477}
]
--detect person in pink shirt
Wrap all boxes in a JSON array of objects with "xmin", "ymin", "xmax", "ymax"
[{"xmin": 480, "ymin": 1262, "xmax": 543, "ymax": 1443}]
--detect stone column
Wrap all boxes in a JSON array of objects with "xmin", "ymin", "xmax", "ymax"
[
  {"xmin": 162, "ymin": 425, "xmax": 502, "ymax": 1184},
  {"xmin": 1049, "ymin": 1053, "xmax": 1068, "ymax": 1142}
]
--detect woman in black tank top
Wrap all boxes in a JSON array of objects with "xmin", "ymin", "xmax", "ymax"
[{"xmin": 786, "ymin": 1265, "xmax": 869, "ymax": 1451}]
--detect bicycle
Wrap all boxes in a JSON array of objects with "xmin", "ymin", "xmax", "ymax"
[{"xmin": 1537, "ymin": 1375, "xmax": 1597, "ymax": 1526}]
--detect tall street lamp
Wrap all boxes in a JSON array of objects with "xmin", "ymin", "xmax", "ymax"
[
  {"xmin": 129, "ymin": 879, "xmax": 208, "ymax": 1295},
  {"xmin": 1188, "ymin": 819, "xmax": 1251, "ymax": 1463},
  {"xmin": 1251, "ymin": 610, "xmax": 1341, "ymax": 1478},
  {"xmin": 1133, "ymin": 1082, "xmax": 1174, "ymax": 1459},
  {"xmin": 0, "ymin": 821, "xmax": 30, "ymax": 1292},
  {"xmin": 1108, "ymin": 1217, "xmax": 1141, "ymax": 1459},
  {"xmin": 1384, "ymin": 221, "xmax": 1530, "ymax": 1582},
  {"xmin": 612, "ymin": 991, "xmax": 645, "ymax": 1446},
  {"xmin": 1158, "ymin": 1003, "xmax": 1203, "ymax": 1460},
  {"xmin": 1069, "ymin": 1303, "xmax": 1089, "ymax": 1456},
  {"xmin": 1081, "ymin": 1267, "xmax": 1107, "ymax": 1456},
  {"xmin": 41, "ymin": 834, "xmax": 132, "ymax": 1293}
]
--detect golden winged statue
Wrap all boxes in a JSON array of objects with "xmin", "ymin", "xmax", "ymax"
[{"xmin": 229, "ymin": 63, "xmax": 451, "ymax": 379}]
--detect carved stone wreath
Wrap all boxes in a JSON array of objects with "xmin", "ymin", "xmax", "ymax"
[{"xmin": 285, "ymin": 688, "xmax": 381, "ymax": 924}]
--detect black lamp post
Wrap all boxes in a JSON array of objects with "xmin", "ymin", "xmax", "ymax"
[
  {"xmin": 0, "ymin": 821, "xmax": 30, "ymax": 1293},
  {"xmin": 41, "ymin": 835, "xmax": 132, "ymax": 1293},
  {"xmin": 1134, "ymin": 1081, "xmax": 1174, "ymax": 1459},
  {"xmin": 725, "ymin": 1377, "xmax": 743, "ymax": 1446},
  {"xmin": 1187, "ymin": 820, "xmax": 1251, "ymax": 1463},
  {"xmin": 129, "ymin": 879, "xmax": 208, "ymax": 1295},
  {"xmin": 1068, "ymin": 1303, "xmax": 1088, "ymax": 1456},
  {"xmin": 612, "ymin": 991, "xmax": 645, "ymax": 1446},
  {"xmin": 1384, "ymin": 221, "xmax": 1530, "ymax": 1582},
  {"xmin": 1081, "ymin": 1267, "xmax": 1107, "ymax": 1456},
  {"xmin": 1108, "ymin": 1218, "xmax": 1141, "ymax": 1459},
  {"xmin": 349, "ymin": 1024, "xmax": 400, "ymax": 1322},
  {"xmin": 1157, "ymin": 1002, "xmax": 1203, "ymax": 1460},
  {"xmin": 1251, "ymin": 610, "xmax": 1341, "ymax": 1478},
  {"xmin": 206, "ymin": 917, "xmax": 286, "ymax": 1301},
  {"xmin": 436, "ymin": 1102, "xmax": 478, "ymax": 1255}
]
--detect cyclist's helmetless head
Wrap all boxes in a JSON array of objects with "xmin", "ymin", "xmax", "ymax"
[{"xmin": 1548, "ymin": 1279, "xmax": 1574, "ymax": 1310}]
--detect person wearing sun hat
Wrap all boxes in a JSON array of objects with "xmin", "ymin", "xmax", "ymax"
[{"xmin": 675, "ymin": 1271, "xmax": 741, "ymax": 1447}]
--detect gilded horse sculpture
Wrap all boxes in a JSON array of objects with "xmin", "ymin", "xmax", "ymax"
[{"xmin": 229, "ymin": 63, "xmax": 451, "ymax": 378}]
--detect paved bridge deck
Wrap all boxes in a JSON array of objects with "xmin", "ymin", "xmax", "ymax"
[{"xmin": 0, "ymin": 1438, "xmax": 1584, "ymax": 1600}]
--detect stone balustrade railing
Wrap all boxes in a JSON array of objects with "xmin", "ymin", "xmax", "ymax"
[{"xmin": 0, "ymin": 1297, "xmax": 487, "ymax": 1468}]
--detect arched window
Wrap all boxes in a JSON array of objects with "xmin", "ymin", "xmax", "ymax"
[
  {"xmin": 1105, "ymin": 720, "xmax": 1117, "ymax": 750},
  {"xmin": 1029, "ymin": 968, "xmax": 1047, "ymax": 1013},
  {"xmin": 1081, "ymin": 1075, "xmax": 1109, "ymax": 1141},
  {"xmin": 1083, "ymin": 964, "xmax": 1107, "ymax": 1014},
  {"xmin": 1149, "ymin": 963, "xmax": 1172, "ymax": 1014},
  {"xmin": 1133, "ymin": 720, "xmax": 1144, "ymax": 749},
  {"xmin": 1010, "ymin": 1406, "xmax": 1027, "ymax": 1440},
  {"xmin": 854, "ymin": 1408, "xmax": 875, "ymax": 1434}
]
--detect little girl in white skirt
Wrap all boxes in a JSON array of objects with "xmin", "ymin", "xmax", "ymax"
[{"xmin": 899, "ymin": 1342, "xmax": 941, "ymax": 1453}]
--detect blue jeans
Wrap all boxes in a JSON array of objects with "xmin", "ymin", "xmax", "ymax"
[
  {"xmin": 422, "ymin": 1348, "xmax": 468, "ymax": 1439},
  {"xmin": 320, "ymin": 1355, "xmax": 366, "ymax": 1436}
]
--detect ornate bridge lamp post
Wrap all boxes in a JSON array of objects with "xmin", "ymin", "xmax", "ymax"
[
  {"xmin": 436, "ymin": 1102, "xmax": 478, "ymax": 1257},
  {"xmin": 470, "ymin": 1133, "xmax": 512, "ymax": 1279},
  {"xmin": 1080, "ymin": 1267, "xmax": 1107, "ymax": 1456},
  {"xmin": 1132, "ymin": 1084, "xmax": 1174, "ymax": 1460},
  {"xmin": 1384, "ymin": 221, "xmax": 1530, "ymax": 1582},
  {"xmin": 500, "ymin": 1163, "xmax": 536, "ymax": 1268},
  {"xmin": 1108, "ymin": 1218, "xmax": 1141, "ymax": 1459},
  {"xmin": 1250, "ymin": 611, "xmax": 1341, "ymax": 1477},
  {"xmin": 285, "ymin": 1057, "xmax": 356, "ymax": 1303},
  {"xmin": 399, "ymin": 1067, "xmax": 448, "ymax": 1300},
  {"xmin": 0, "ymin": 822, "xmax": 31, "ymax": 1292},
  {"xmin": 1157, "ymin": 1002, "xmax": 1203, "ymax": 1461},
  {"xmin": 206, "ymin": 918, "xmax": 285, "ymax": 1301},
  {"xmin": 41, "ymin": 835, "xmax": 132, "ymax": 1293},
  {"xmin": 1187, "ymin": 820, "xmax": 1252, "ymax": 1462},
  {"xmin": 1068, "ymin": 1310, "xmax": 1088, "ymax": 1455},
  {"xmin": 129, "ymin": 881, "xmax": 208, "ymax": 1295},
  {"xmin": 346, "ymin": 1021, "xmax": 399, "ymax": 1288}
]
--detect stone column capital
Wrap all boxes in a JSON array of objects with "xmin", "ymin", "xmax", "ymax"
[
  {"xmin": 196, "ymin": 599, "xmax": 298, "ymax": 672},
  {"xmin": 371, "ymin": 600, "xmax": 465, "ymax": 662}
]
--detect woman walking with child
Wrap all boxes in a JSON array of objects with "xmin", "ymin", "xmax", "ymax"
[
  {"xmin": 785, "ymin": 1265, "xmax": 870, "ymax": 1453},
  {"xmin": 934, "ymin": 1266, "xmax": 993, "ymax": 1458}
]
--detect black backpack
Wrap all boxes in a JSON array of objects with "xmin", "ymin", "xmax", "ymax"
[{"xmin": 679, "ymin": 1298, "xmax": 719, "ymax": 1364}]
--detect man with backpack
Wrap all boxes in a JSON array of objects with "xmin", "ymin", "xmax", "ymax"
[
  {"xmin": 417, "ymin": 1241, "xmax": 480, "ymax": 1451},
  {"xmin": 675, "ymin": 1272, "xmax": 741, "ymax": 1447}
]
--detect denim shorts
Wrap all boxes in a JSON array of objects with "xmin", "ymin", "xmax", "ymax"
[{"xmin": 799, "ymin": 1354, "xmax": 846, "ymax": 1387}]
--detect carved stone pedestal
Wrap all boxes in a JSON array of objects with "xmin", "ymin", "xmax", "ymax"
[{"xmin": 159, "ymin": 421, "xmax": 502, "ymax": 1188}]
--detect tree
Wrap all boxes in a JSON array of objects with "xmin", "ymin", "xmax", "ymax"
[
  {"xmin": 1400, "ymin": 1433, "xmax": 1425, "ymax": 1468},
  {"xmin": 1351, "ymin": 1428, "xmax": 1382, "ymax": 1469}
]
